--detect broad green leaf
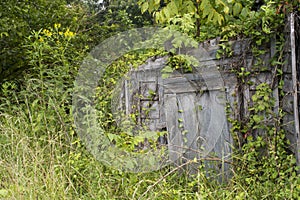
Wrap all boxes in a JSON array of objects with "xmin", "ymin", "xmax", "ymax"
[
  {"xmin": 258, "ymin": 104, "xmax": 265, "ymax": 111},
  {"xmin": 217, "ymin": 14, "xmax": 224, "ymax": 25},
  {"xmin": 216, "ymin": 0, "xmax": 226, "ymax": 7},
  {"xmin": 161, "ymin": 65, "xmax": 173, "ymax": 73},
  {"xmin": 168, "ymin": 1, "xmax": 178, "ymax": 16},
  {"xmin": 148, "ymin": 0, "xmax": 155, "ymax": 13},
  {"xmin": 155, "ymin": 12, "xmax": 161, "ymax": 23},
  {"xmin": 233, "ymin": 2, "xmax": 243, "ymax": 16},
  {"xmin": 224, "ymin": 6, "xmax": 230, "ymax": 15},
  {"xmin": 154, "ymin": 0, "xmax": 160, "ymax": 6},
  {"xmin": 253, "ymin": 115, "xmax": 262, "ymax": 123},
  {"xmin": 240, "ymin": 7, "xmax": 250, "ymax": 19},
  {"xmin": 174, "ymin": 0, "xmax": 183, "ymax": 9},
  {"xmin": 141, "ymin": 2, "xmax": 149, "ymax": 13},
  {"xmin": 162, "ymin": 8, "xmax": 170, "ymax": 22},
  {"xmin": 252, "ymin": 95, "xmax": 258, "ymax": 102},
  {"xmin": 184, "ymin": 0, "xmax": 196, "ymax": 13},
  {"xmin": 107, "ymin": 133, "xmax": 121, "ymax": 142},
  {"xmin": 207, "ymin": 10, "xmax": 214, "ymax": 22},
  {"xmin": 200, "ymin": 0, "xmax": 208, "ymax": 11}
]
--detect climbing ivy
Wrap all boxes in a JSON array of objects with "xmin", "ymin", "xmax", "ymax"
[
  {"xmin": 229, "ymin": 83, "xmax": 300, "ymax": 198},
  {"xmin": 221, "ymin": 1, "xmax": 300, "ymax": 197},
  {"xmin": 135, "ymin": 0, "xmax": 300, "ymax": 197},
  {"xmin": 94, "ymin": 49, "xmax": 166, "ymax": 153}
]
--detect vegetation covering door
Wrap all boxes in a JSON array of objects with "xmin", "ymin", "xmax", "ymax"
[
  {"xmin": 117, "ymin": 56, "xmax": 232, "ymax": 176},
  {"xmin": 163, "ymin": 74, "xmax": 232, "ymax": 175}
]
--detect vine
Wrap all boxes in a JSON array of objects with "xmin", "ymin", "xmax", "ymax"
[
  {"xmin": 94, "ymin": 49, "xmax": 167, "ymax": 153},
  {"xmin": 219, "ymin": 1, "xmax": 300, "ymax": 196}
]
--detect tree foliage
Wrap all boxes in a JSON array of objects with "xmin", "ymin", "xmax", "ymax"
[
  {"xmin": 138, "ymin": 0, "xmax": 230, "ymax": 38},
  {"xmin": 138, "ymin": 0, "xmax": 298, "ymax": 40},
  {"xmin": 0, "ymin": 0, "xmax": 83, "ymax": 82}
]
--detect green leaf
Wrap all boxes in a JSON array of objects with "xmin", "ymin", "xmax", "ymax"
[
  {"xmin": 0, "ymin": 32, "xmax": 9, "ymax": 38},
  {"xmin": 141, "ymin": 2, "xmax": 149, "ymax": 13},
  {"xmin": 253, "ymin": 115, "xmax": 262, "ymax": 123},
  {"xmin": 183, "ymin": 0, "xmax": 196, "ymax": 13},
  {"xmin": 240, "ymin": 7, "xmax": 250, "ymax": 19},
  {"xmin": 258, "ymin": 104, "xmax": 265, "ymax": 111},
  {"xmin": 161, "ymin": 73, "xmax": 170, "ymax": 79},
  {"xmin": 233, "ymin": 2, "xmax": 242, "ymax": 16},
  {"xmin": 155, "ymin": 12, "xmax": 161, "ymax": 23},
  {"xmin": 148, "ymin": 0, "xmax": 155, "ymax": 13},
  {"xmin": 107, "ymin": 133, "xmax": 121, "ymax": 142},
  {"xmin": 224, "ymin": 6, "xmax": 230, "ymax": 15},
  {"xmin": 162, "ymin": 7, "xmax": 171, "ymax": 21},
  {"xmin": 161, "ymin": 65, "xmax": 173, "ymax": 73},
  {"xmin": 252, "ymin": 95, "xmax": 258, "ymax": 102},
  {"xmin": 171, "ymin": 36, "xmax": 183, "ymax": 48},
  {"xmin": 216, "ymin": 14, "xmax": 224, "ymax": 25},
  {"xmin": 168, "ymin": 1, "xmax": 179, "ymax": 16},
  {"xmin": 154, "ymin": 0, "xmax": 160, "ymax": 6}
]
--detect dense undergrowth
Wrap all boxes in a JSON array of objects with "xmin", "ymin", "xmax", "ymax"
[{"xmin": 1, "ymin": 0, "xmax": 300, "ymax": 199}]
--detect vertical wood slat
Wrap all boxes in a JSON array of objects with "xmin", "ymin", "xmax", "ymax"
[
  {"xmin": 290, "ymin": 13, "xmax": 300, "ymax": 168},
  {"xmin": 178, "ymin": 93, "xmax": 200, "ymax": 162},
  {"xmin": 271, "ymin": 36, "xmax": 280, "ymax": 114},
  {"xmin": 124, "ymin": 79, "xmax": 129, "ymax": 116},
  {"xmin": 165, "ymin": 94, "xmax": 184, "ymax": 164}
]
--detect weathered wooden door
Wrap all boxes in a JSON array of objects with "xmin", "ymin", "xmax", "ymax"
[
  {"xmin": 116, "ymin": 56, "xmax": 232, "ymax": 178},
  {"xmin": 163, "ymin": 73, "xmax": 232, "ymax": 176},
  {"xmin": 115, "ymin": 57, "xmax": 167, "ymax": 133}
]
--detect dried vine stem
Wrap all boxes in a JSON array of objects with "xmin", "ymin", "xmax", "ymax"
[
  {"xmin": 138, "ymin": 160, "xmax": 193, "ymax": 200},
  {"xmin": 138, "ymin": 156, "xmax": 233, "ymax": 200}
]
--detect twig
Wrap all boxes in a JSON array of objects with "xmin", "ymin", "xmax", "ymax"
[
  {"xmin": 138, "ymin": 160, "xmax": 193, "ymax": 200},
  {"xmin": 138, "ymin": 155, "xmax": 234, "ymax": 199}
]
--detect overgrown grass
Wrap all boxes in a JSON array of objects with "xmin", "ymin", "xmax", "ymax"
[
  {"xmin": 1, "ymin": 25, "xmax": 300, "ymax": 199},
  {"xmin": 0, "ymin": 88, "xmax": 218, "ymax": 199}
]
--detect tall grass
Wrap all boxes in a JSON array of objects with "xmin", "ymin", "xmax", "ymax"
[{"xmin": 0, "ymin": 25, "xmax": 299, "ymax": 199}]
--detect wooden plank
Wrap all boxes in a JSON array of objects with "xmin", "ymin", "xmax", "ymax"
[
  {"xmin": 199, "ymin": 91, "xmax": 227, "ymax": 154},
  {"xmin": 163, "ymin": 68, "xmax": 228, "ymax": 94},
  {"xmin": 283, "ymin": 114, "xmax": 297, "ymax": 153},
  {"xmin": 282, "ymin": 95, "xmax": 294, "ymax": 113},
  {"xmin": 243, "ymin": 84, "xmax": 250, "ymax": 119},
  {"xmin": 270, "ymin": 36, "xmax": 280, "ymax": 114},
  {"xmin": 290, "ymin": 13, "xmax": 300, "ymax": 168},
  {"xmin": 282, "ymin": 74, "xmax": 293, "ymax": 92},
  {"xmin": 164, "ymin": 94, "xmax": 184, "ymax": 164},
  {"xmin": 177, "ymin": 93, "xmax": 200, "ymax": 162},
  {"xmin": 195, "ymin": 90, "xmax": 232, "ymax": 180},
  {"xmin": 249, "ymin": 72, "xmax": 273, "ymax": 90}
]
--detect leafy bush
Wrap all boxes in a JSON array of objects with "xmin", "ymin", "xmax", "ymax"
[
  {"xmin": 0, "ymin": 0, "xmax": 299, "ymax": 199},
  {"xmin": 0, "ymin": 0, "xmax": 87, "ymax": 83}
]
